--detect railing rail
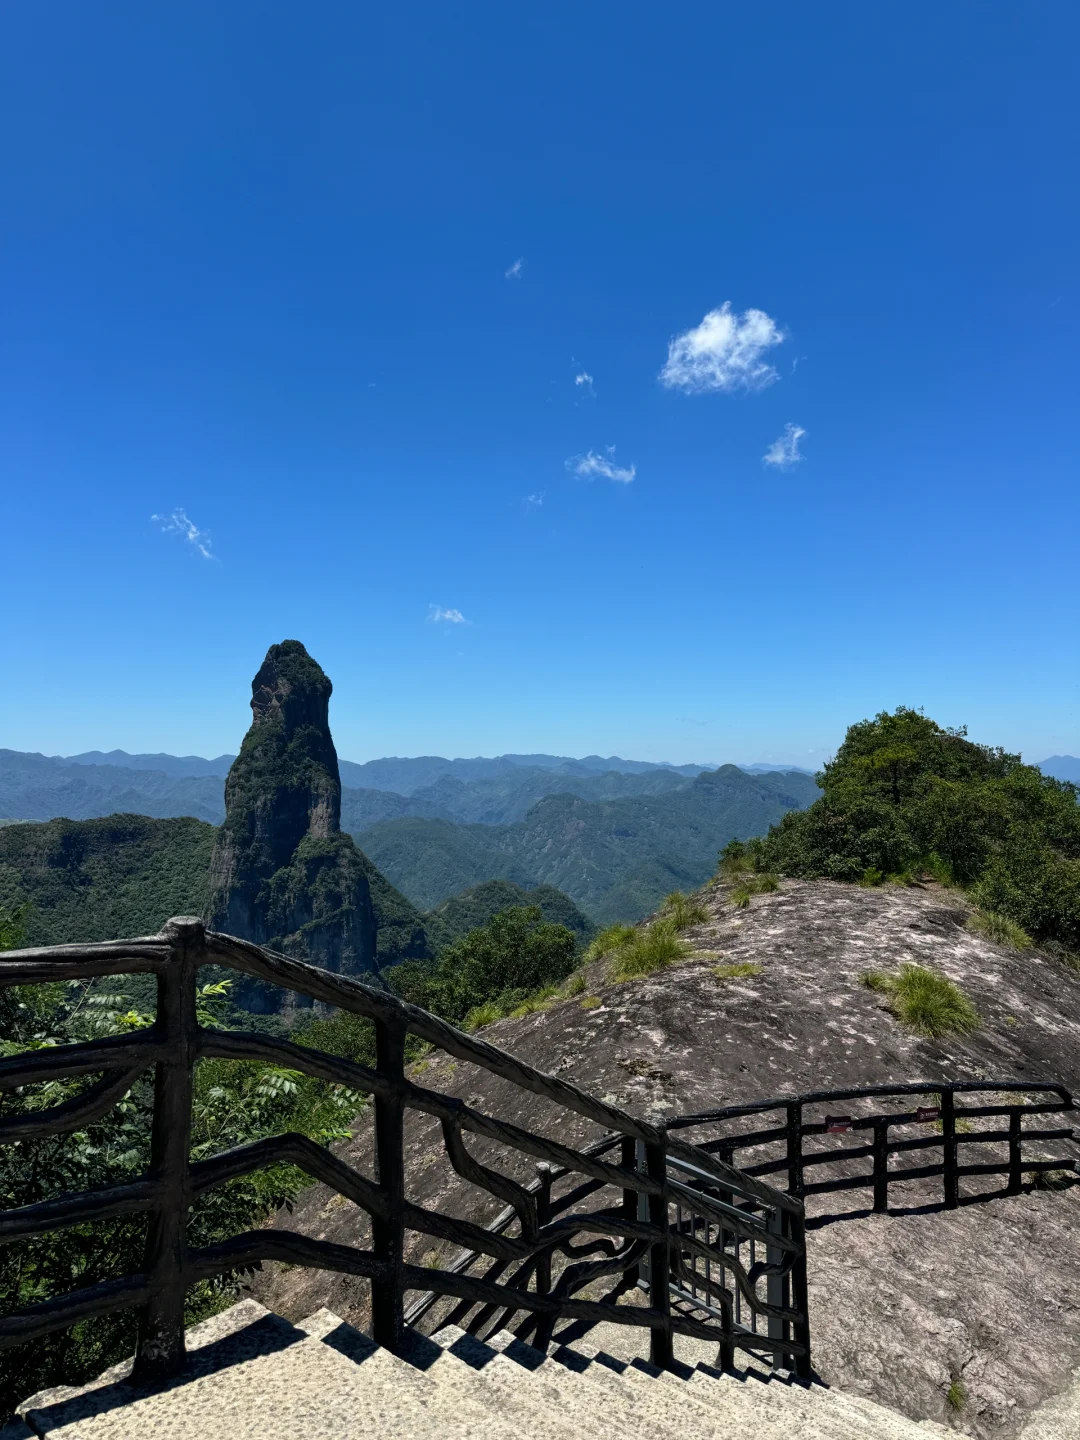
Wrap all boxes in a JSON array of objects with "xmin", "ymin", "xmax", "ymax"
[
  {"xmin": 666, "ymin": 1079, "xmax": 1079, "ymax": 1218},
  {"xmin": 0, "ymin": 918, "xmax": 810, "ymax": 1384}
]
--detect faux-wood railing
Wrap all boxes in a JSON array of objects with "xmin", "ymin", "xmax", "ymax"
[
  {"xmin": 0, "ymin": 917, "xmax": 811, "ymax": 1386},
  {"xmin": 666, "ymin": 1080, "xmax": 1080, "ymax": 1218}
]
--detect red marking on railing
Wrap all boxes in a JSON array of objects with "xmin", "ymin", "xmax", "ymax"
[{"xmin": 824, "ymin": 1116, "xmax": 852, "ymax": 1134}]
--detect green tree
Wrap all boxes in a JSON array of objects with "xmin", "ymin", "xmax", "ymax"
[
  {"xmin": 759, "ymin": 708, "xmax": 1080, "ymax": 948},
  {"xmin": 384, "ymin": 905, "xmax": 577, "ymax": 1027}
]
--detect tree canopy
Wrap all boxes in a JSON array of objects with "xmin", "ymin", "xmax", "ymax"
[{"xmin": 755, "ymin": 708, "xmax": 1080, "ymax": 949}]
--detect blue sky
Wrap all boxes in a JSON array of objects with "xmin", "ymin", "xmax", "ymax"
[{"xmin": 2, "ymin": 3, "xmax": 1078, "ymax": 767}]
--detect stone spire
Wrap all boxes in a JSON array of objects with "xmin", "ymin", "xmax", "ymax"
[{"xmin": 208, "ymin": 640, "xmax": 377, "ymax": 1007}]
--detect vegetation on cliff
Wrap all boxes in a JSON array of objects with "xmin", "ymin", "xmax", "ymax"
[
  {"xmin": 0, "ymin": 816, "xmax": 215, "ymax": 947},
  {"xmin": 754, "ymin": 708, "xmax": 1080, "ymax": 950},
  {"xmin": 383, "ymin": 904, "xmax": 579, "ymax": 1029},
  {"xmin": 423, "ymin": 878, "xmax": 595, "ymax": 953}
]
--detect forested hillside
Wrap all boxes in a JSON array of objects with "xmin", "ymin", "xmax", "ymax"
[
  {"xmin": 422, "ymin": 878, "xmax": 596, "ymax": 952},
  {"xmin": 356, "ymin": 765, "xmax": 819, "ymax": 920},
  {"xmin": 0, "ymin": 814, "xmax": 429, "ymax": 968}
]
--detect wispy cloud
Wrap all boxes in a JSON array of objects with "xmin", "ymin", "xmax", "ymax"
[
  {"xmin": 660, "ymin": 302, "xmax": 785, "ymax": 394},
  {"xmin": 567, "ymin": 447, "xmax": 636, "ymax": 484},
  {"xmin": 505, "ymin": 257, "xmax": 524, "ymax": 279},
  {"xmin": 763, "ymin": 423, "xmax": 806, "ymax": 469},
  {"xmin": 523, "ymin": 491, "xmax": 545, "ymax": 510},
  {"xmin": 429, "ymin": 605, "xmax": 469, "ymax": 624},
  {"xmin": 574, "ymin": 370, "xmax": 595, "ymax": 397},
  {"xmin": 152, "ymin": 508, "xmax": 214, "ymax": 560}
]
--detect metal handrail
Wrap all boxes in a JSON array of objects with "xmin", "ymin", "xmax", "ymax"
[{"xmin": 0, "ymin": 918, "xmax": 809, "ymax": 1383}]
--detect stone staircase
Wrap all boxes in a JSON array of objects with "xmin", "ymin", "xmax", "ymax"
[{"xmin": 10, "ymin": 1299, "xmax": 961, "ymax": 1440}]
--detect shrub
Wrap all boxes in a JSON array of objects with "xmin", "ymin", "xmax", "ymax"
[
  {"xmin": 385, "ymin": 905, "xmax": 578, "ymax": 1027},
  {"xmin": 712, "ymin": 962, "xmax": 762, "ymax": 982},
  {"xmin": 861, "ymin": 964, "xmax": 979, "ymax": 1038},
  {"xmin": 923, "ymin": 852, "xmax": 957, "ymax": 886},
  {"xmin": 717, "ymin": 839, "xmax": 754, "ymax": 877},
  {"xmin": 663, "ymin": 891, "xmax": 709, "ymax": 930},
  {"xmin": 859, "ymin": 867, "xmax": 884, "ymax": 887},
  {"xmin": 607, "ymin": 919, "xmax": 692, "ymax": 983},
  {"xmin": 967, "ymin": 909, "xmax": 1032, "ymax": 951}
]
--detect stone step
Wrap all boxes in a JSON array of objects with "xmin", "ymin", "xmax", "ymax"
[{"xmin": 13, "ymin": 1299, "xmax": 971, "ymax": 1440}]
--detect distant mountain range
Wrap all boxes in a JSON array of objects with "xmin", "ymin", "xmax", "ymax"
[
  {"xmin": 0, "ymin": 748, "xmax": 815, "ymax": 829},
  {"xmin": 1037, "ymin": 755, "xmax": 1080, "ymax": 784},
  {"xmin": 351, "ymin": 766, "xmax": 821, "ymax": 922},
  {"xmin": 0, "ymin": 747, "xmax": 820, "ymax": 924}
]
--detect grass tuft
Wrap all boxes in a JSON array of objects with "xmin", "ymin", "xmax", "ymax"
[
  {"xmin": 663, "ymin": 891, "xmax": 709, "ymax": 930},
  {"xmin": 861, "ymin": 964, "xmax": 978, "ymax": 1038},
  {"xmin": 729, "ymin": 873, "xmax": 779, "ymax": 909},
  {"xmin": 463, "ymin": 1000, "xmax": 503, "ymax": 1031},
  {"xmin": 967, "ymin": 909, "xmax": 1032, "ymax": 951},
  {"xmin": 712, "ymin": 961, "xmax": 762, "ymax": 982},
  {"xmin": 607, "ymin": 919, "xmax": 692, "ymax": 983},
  {"xmin": 946, "ymin": 1380, "xmax": 966, "ymax": 1412},
  {"xmin": 507, "ymin": 984, "xmax": 560, "ymax": 1019},
  {"xmin": 1029, "ymin": 1167, "xmax": 1072, "ymax": 1190},
  {"xmin": 584, "ymin": 923, "xmax": 637, "ymax": 963},
  {"xmin": 859, "ymin": 867, "xmax": 884, "ymax": 887},
  {"xmin": 562, "ymin": 970, "xmax": 587, "ymax": 997},
  {"xmin": 579, "ymin": 996, "xmax": 602, "ymax": 1010}
]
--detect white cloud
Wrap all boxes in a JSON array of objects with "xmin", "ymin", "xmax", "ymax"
[
  {"xmin": 763, "ymin": 423, "xmax": 806, "ymax": 469},
  {"xmin": 429, "ymin": 605, "xmax": 469, "ymax": 624},
  {"xmin": 567, "ymin": 448, "xmax": 636, "ymax": 484},
  {"xmin": 574, "ymin": 371, "xmax": 595, "ymax": 398},
  {"xmin": 524, "ymin": 492, "xmax": 545, "ymax": 510},
  {"xmin": 505, "ymin": 258, "xmax": 524, "ymax": 279},
  {"xmin": 660, "ymin": 302, "xmax": 785, "ymax": 394},
  {"xmin": 152, "ymin": 508, "xmax": 214, "ymax": 559}
]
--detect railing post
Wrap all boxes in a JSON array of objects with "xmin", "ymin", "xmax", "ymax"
[
  {"xmin": 788, "ymin": 1205, "xmax": 812, "ymax": 1381},
  {"xmin": 645, "ymin": 1119, "xmax": 673, "ymax": 1370},
  {"xmin": 133, "ymin": 916, "xmax": 202, "ymax": 1385},
  {"xmin": 872, "ymin": 1120, "xmax": 889, "ymax": 1214},
  {"xmin": 786, "ymin": 1101, "xmax": 803, "ymax": 1199},
  {"xmin": 766, "ymin": 1205, "xmax": 784, "ymax": 1363},
  {"xmin": 371, "ymin": 1015, "xmax": 407, "ymax": 1352},
  {"xmin": 941, "ymin": 1087, "xmax": 958, "ymax": 1210},
  {"xmin": 620, "ymin": 1136, "xmax": 641, "ymax": 1287},
  {"xmin": 1007, "ymin": 1109, "xmax": 1022, "ymax": 1195}
]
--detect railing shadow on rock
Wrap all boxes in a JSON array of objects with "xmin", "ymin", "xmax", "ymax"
[{"xmin": 0, "ymin": 917, "xmax": 811, "ymax": 1388}]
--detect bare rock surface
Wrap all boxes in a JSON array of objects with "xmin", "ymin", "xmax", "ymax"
[{"xmin": 250, "ymin": 879, "xmax": 1080, "ymax": 1436}]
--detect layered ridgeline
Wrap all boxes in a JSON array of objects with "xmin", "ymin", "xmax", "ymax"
[
  {"xmin": 355, "ymin": 766, "xmax": 820, "ymax": 921},
  {"xmin": 0, "ymin": 746, "xmax": 816, "ymax": 828}
]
